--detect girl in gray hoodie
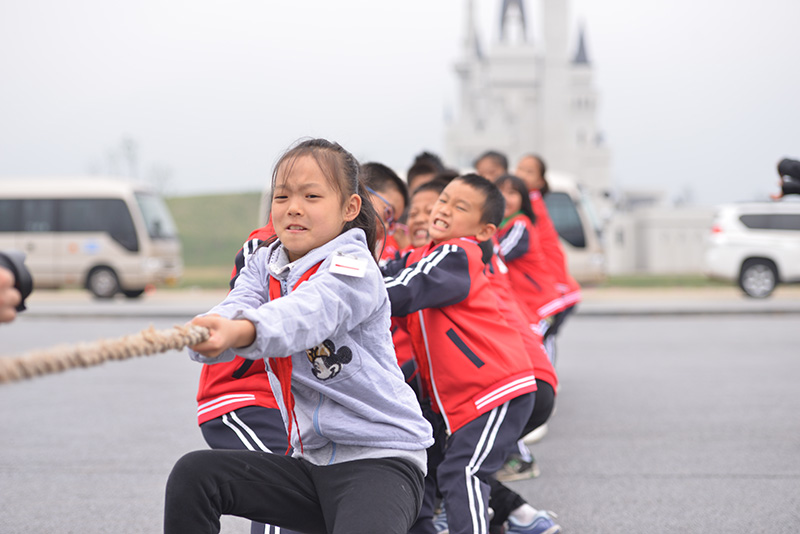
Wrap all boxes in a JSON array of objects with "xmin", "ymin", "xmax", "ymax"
[{"xmin": 164, "ymin": 139, "xmax": 433, "ymax": 534}]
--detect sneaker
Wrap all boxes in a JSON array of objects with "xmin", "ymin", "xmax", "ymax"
[
  {"xmin": 506, "ymin": 511, "xmax": 561, "ymax": 534},
  {"xmin": 433, "ymin": 504, "xmax": 449, "ymax": 534},
  {"xmin": 522, "ymin": 423, "xmax": 549, "ymax": 444},
  {"xmin": 495, "ymin": 453, "xmax": 541, "ymax": 482}
]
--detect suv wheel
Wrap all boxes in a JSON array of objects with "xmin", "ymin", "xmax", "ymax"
[
  {"xmin": 738, "ymin": 259, "xmax": 777, "ymax": 298},
  {"xmin": 87, "ymin": 267, "xmax": 120, "ymax": 299}
]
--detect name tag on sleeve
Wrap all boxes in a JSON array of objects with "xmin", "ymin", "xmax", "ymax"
[{"xmin": 329, "ymin": 253, "xmax": 368, "ymax": 278}]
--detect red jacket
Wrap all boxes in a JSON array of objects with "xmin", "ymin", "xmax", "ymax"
[
  {"xmin": 529, "ymin": 190, "xmax": 582, "ymax": 307},
  {"xmin": 497, "ymin": 213, "xmax": 566, "ymax": 319},
  {"xmin": 391, "ymin": 317, "xmax": 415, "ymax": 368},
  {"xmin": 195, "ymin": 223, "xmax": 278, "ymax": 425},
  {"xmin": 484, "ymin": 242, "xmax": 558, "ymax": 391},
  {"xmin": 383, "ymin": 237, "xmax": 537, "ymax": 434}
]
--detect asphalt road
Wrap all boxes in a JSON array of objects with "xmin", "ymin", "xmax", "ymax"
[
  {"xmin": 1, "ymin": 311, "xmax": 798, "ymax": 533},
  {"xmin": 530, "ymin": 314, "xmax": 800, "ymax": 533}
]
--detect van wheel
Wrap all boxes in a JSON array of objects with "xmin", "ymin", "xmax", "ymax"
[
  {"xmin": 122, "ymin": 289, "xmax": 145, "ymax": 299},
  {"xmin": 87, "ymin": 267, "xmax": 120, "ymax": 299},
  {"xmin": 738, "ymin": 259, "xmax": 777, "ymax": 298}
]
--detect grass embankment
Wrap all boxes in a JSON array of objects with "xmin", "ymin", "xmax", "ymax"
[
  {"xmin": 166, "ymin": 192, "xmax": 264, "ymax": 289},
  {"xmin": 166, "ymin": 193, "xmax": 726, "ymax": 290},
  {"xmin": 601, "ymin": 274, "xmax": 728, "ymax": 288}
]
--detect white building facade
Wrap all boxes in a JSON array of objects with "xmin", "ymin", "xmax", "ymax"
[{"xmin": 606, "ymin": 207, "xmax": 715, "ymax": 275}]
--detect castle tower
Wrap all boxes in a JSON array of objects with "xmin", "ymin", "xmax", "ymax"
[
  {"xmin": 540, "ymin": 0, "xmax": 571, "ymax": 172},
  {"xmin": 445, "ymin": 0, "xmax": 540, "ymax": 170},
  {"xmin": 444, "ymin": 0, "xmax": 611, "ymax": 198},
  {"xmin": 568, "ymin": 25, "xmax": 611, "ymax": 193}
]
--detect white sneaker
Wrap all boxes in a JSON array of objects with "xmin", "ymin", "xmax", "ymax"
[{"xmin": 523, "ymin": 423, "xmax": 549, "ymax": 444}]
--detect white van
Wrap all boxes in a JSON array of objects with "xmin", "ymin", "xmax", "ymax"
[
  {"xmin": 0, "ymin": 177, "xmax": 183, "ymax": 298},
  {"xmin": 704, "ymin": 199, "xmax": 800, "ymax": 298},
  {"xmin": 542, "ymin": 171, "xmax": 606, "ymax": 284}
]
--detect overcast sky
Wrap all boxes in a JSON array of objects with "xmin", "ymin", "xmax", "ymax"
[{"xmin": 1, "ymin": 0, "xmax": 798, "ymax": 206}]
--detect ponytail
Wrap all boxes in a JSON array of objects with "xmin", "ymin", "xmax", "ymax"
[{"xmin": 343, "ymin": 175, "xmax": 379, "ymax": 261}]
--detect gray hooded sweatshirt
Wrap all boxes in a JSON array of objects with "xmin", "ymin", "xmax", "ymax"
[{"xmin": 189, "ymin": 228, "xmax": 433, "ymax": 472}]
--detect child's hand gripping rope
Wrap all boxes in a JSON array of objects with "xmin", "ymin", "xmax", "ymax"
[{"xmin": 187, "ymin": 315, "xmax": 256, "ymax": 359}]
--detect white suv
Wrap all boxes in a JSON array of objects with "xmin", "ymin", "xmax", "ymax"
[{"xmin": 704, "ymin": 200, "xmax": 800, "ymax": 298}]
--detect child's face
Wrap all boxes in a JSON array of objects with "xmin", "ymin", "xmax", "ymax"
[
  {"xmin": 515, "ymin": 156, "xmax": 545, "ymax": 191},
  {"xmin": 408, "ymin": 190, "xmax": 439, "ymax": 248},
  {"xmin": 475, "ymin": 158, "xmax": 505, "ymax": 182},
  {"xmin": 499, "ymin": 181, "xmax": 522, "ymax": 219},
  {"xmin": 429, "ymin": 180, "xmax": 496, "ymax": 244},
  {"xmin": 369, "ymin": 187, "xmax": 405, "ymax": 238},
  {"xmin": 272, "ymin": 155, "xmax": 360, "ymax": 262},
  {"xmin": 408, "ymin": 172, "xmax": 436, "ymax": 192}
]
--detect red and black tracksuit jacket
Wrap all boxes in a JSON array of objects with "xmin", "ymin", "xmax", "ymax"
[
  {"xmin": 382, "ymin": 237, "xmax": 537, "ymax": 434},
  {"xmin": 195, "ymin": 223, "xmax": 278, "ymax": 425},
  {"xmin": 529, "ymin": 190, "xmax": 582, "ymax": 308},
  {"xmin": 497, "ymin": 212, "xmax": 566, "ymax": 320}
]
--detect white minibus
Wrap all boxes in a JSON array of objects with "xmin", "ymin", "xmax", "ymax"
[
  {"xmin": 0, "ymin": 177, "xmax": 182, "ymax": 298},
  {"xmin": 542, "ymin": 171, "xmax": 606, "ymax": 284}
]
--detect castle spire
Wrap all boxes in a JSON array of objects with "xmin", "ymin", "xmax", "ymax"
[
  {"xmin": 463, "ymin": 0, "xmax": 483, "ymax": 58},
  {"xmin": 573, "ymin": 25, "xmax": 590, "ymax": 65},
  {"xmin": 499, "ymin": 0, "xmax": 528, "ymax": 43}
]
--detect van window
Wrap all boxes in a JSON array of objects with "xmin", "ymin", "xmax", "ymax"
[
  {"xmin": 0, "ymin": 200, "xmax": 20, "ymax": 231},
  {"xmin": 135, "ymin": 192, "xmax": 178, "ymax": 239},
  {"xmin": 740, "ymin": 214, "xmax": 800, "ymax": 231},
  {"xmin": 544, "ymin": 192, "xmax": 586, "ymax": 248},
  {"xmin": 22, "ymin": 199, "xmax": 56, "ymax": 232},
  {"xmin": 59, "ymin": 199, "xmax": 139, "ymax": 252}
]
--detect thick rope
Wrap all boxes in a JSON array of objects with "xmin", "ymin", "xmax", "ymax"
[{"xmin": 0, "ymin": 324, "xmax": 209, "ymax": 385}]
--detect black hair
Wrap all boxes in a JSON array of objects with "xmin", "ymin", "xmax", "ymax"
[
  {"xmin": 520, "ymin": 153, "xmax": 549, "ymax": 195},
  {"xmin": 270, "ymin": 138, "xmax": 379, "ymax": 259},
  {"xmin": 452, "ymin": 173, "xmax": 505, "ymax": 227},
  {"xmin": 411, "ymin": 151, "xmax": 446, "ymax": 172},
  {"xmin": 473, "ymin": 150, "xmax": 509, "ymax": 173},
  {"xmin": 434, "ymin": 168, "xmax": 460, "ymax": 184},
  {"xmin": 407, "ymin": 160, "xmax": 440, "ymax": 189},
  {"xmin": 495, "ymin": 174, "xmax": 536, "ymax": 225},
  {"xmin": 361, "ymin": 162, "xmax": 409, "ymax": 208},
  {"xmin": 478, "ymin": 239, "xmax": 495, "ymax": 266},
  {"xmin": 410, "ymin": 177, "xmax": 448, "ymax": 198}
]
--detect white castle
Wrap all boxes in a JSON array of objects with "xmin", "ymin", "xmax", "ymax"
[
  {"xmin": 444, "ymin": 1, "xmax": 715, "ymax": 277},
  {"xmin": 444, "ymin": 0, "xmax": 612, "ymax": 200}
]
